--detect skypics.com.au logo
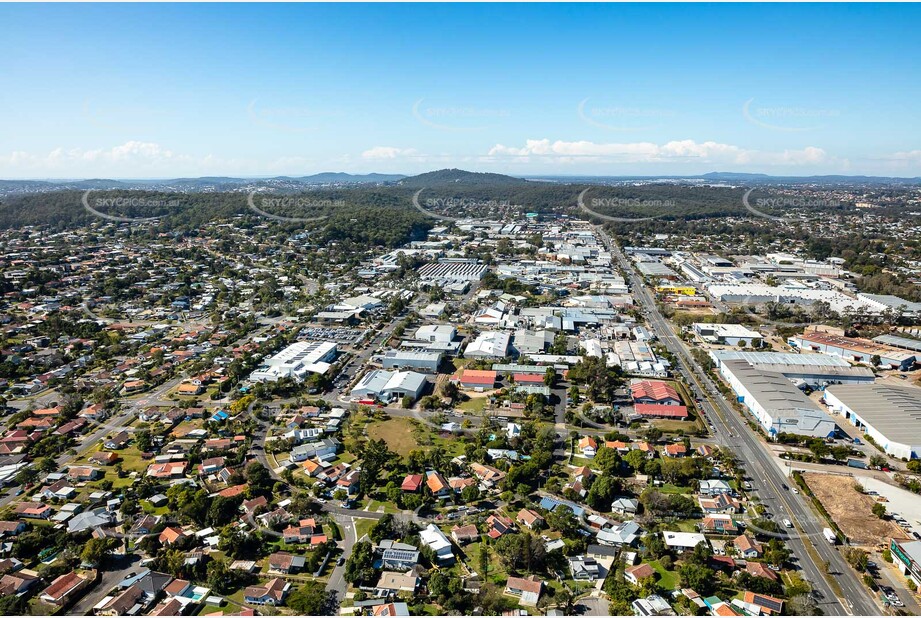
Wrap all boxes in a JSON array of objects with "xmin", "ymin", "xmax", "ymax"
[
  {"xmin": 247, "ymin": 192, "xmax": 342, "ymax": 223},
  {"xmin": 412, "ymin": 98, "xmax": 510, "ymax": 132},
  {"xmin": 577, "ymin": 98, "xmax": 675, "ymax": 132},
  {"xmin": 577, "ymin": 188, "xmax": 662, "ymax": 223},
  {"xmin": 743, "ymin": 98, "xmax": 841, "ymax": 132},
  {"xmin": 81, "ymin": 190, "xmax": 175, "ymax": 223}
]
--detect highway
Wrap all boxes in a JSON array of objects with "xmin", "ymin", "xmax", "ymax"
[{"xmin": 596, "ymin": 226, "xmax": 879, "ymax": 616}]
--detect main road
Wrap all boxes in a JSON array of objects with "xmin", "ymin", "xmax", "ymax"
[{"xmin": 596, "ymin": 226, "xmax": 879, "ymax": 616}]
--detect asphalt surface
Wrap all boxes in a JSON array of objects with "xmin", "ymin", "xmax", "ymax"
[{"xmin": 597, "ymin": 226, "xmax": 879, "ymax": 617}]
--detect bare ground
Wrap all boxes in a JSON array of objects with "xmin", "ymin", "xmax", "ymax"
[{"xmin": 803, "ymin": 472, "xmax": 905, "ymax": 546}]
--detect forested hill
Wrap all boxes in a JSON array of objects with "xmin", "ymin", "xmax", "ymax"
[{"xmin": 397, "ymin": 169, "xmax": 531, "ymax": 188}]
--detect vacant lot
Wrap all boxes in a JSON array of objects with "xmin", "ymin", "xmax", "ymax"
[
  {"xmin": 803, "ymin": 473, "xmax": 904, "ymax": 546},
  {"xmin": 366, "ymin": 417, "xmax": 419, "ymax": 458}
]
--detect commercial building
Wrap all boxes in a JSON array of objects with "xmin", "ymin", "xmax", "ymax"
[
  {"xmin": 351, "ymin": 370, "xmax": 428, "ymax": 403},
  {"xmin": 791, "ymin": 332, "xmax": 916, "ymax": 370},
  {"xmin": 380, "ymin": 350, "xmax": 442, "ymax": 373},
  {"xmin": 417, "ymin": 261, "xmax": 487, "ymax": 282},
  {"xmin": 464, "ymin": 331, "xmax": 511, "ymax": 359},
  {"xmin": 824, "ymin": 384, "xmax": 921, "ymax": 460},
  {"xmin": 692, "ymin": 323, "xmax": 763, "ymax": 347},
  {"xmin": 890, "ymin": 538, "xmax": 921, "ymax": 590},
  {"xmin": 720, "ymin": 360, "xmax": 838, "ymax": 439},
  {"xmin": 710, "ymin": 350, "xmax": 875, "ymax": 388},
  {"xmin": 249, "ymin": 341, "xmax": 337, "ymax": 382},
  {"xmin": 414, "ymin": 324, "xmax": 456, "ymax": 344}
]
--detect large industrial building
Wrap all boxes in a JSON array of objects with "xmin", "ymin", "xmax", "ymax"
[
  {"xmin": 380, "ymin": 350, "xmax": 442, "ymax": 373},
  {"xmin": 824, "ymin": 384, "xmax": 921, "ymax": 460},
  {"xmin": 249, "ymin": 341, "xmax": 337, "ymax": 382},
  {"xmin": 693, "ymin": 323, "xmax": 763, "ymax": 347},
  {"xmin": 351, "ymin": 370, "xmax": 428, "ymax": 403},
  {"xmin": 719, "ymin": 359, "xmax": 838, "ymax": 439},
  {"xmin": 890, "ymin": 538, "xmax": 921, "ymax": 590},
  {"xmin": 710, "ymin": 351, "xmax": 875, "ymax": 388},
  {"xmin": 791, "ymin": 332, "xmax": 916, "ymax": 370},
  {"xmin": 464, "ymin": 331, "xmax": 511, "ymax": 359}
]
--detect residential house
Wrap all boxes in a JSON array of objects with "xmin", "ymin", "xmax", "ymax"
[
  {"xmin": 625, "ymin": 563, "xmax": 657, "ymax": 586},
  {"xmin": 40, "ymin": 570, "xmax": 93, "ymax": 607},
  {"xmin": 400, "ymin": 474, "xmax": 423, "ymax": 492},
  {"xmin": 698, "ymin": 479, "xmax": 733, "ymax": 496},
  {"xmin": 698, "ymin": 493, "xmax": 742, "ymax": 514},
  {"xmin": 486, "ymin": 514, "xmax": 514, "ymax": 539},
  {"xmin": 662, "ymin": 531, "xmax": 708, "ymax": 553},
  {"xmin": 94, "ymin": 584, "xmax": 143, "ymax": 616},
  {"xmin": 378, "ymin": 541, "xmax": 420, "ymax": 571},
  {"xmin": 516, "ymin": 509, "xmax": 544, "ymax": 530},
  {"xmin": 732, "ymin": 534, "xmax": 764, "ymax": 560},
  {"xmin": 375, "ymin": 571, "xmax": 419, "ymax": 596},
  {"xmin": 15, "ymin": 502, "xmax": 53, "ymax": 519},
  {"xmin": 663, "ymin": 444, "xmax": 687, "ymax": 458},
  {"xmin": 578, "ymin": 436, "xmax": 598, "ymax": 458},
  {"xmin": 267, "ymin": 552, "xmax": 306, "ymax": 575},
  {"xmin": 104, "ymin": 431, "xmax": 130, "ymax": 450},
  {"xmin": 159, "ymin": 527, "xmax": 186, "ymax": 546},
  {"xmin": 611, "ymin": 497, "xmax": 640, "ymax": 515},
  {"xmin": 504, "ymin": 575, "xmax": 543, "ymax": 607},
  {"xmin": 243, "ymin": 578, "xmax": 290, "ymax": 606},
  {"xmin": 419, "ymin": 523, "xmax": 454, "ymax": 565},
  {"xmin": 700, "ymin": 514, "xmax": 738, "ymax": 535},
  {"xmin": 425, "ymin": 471, "xmax": 451, "ymax": 499},
  {"xmin": 569, "ymin": 555, "xmax": 602, "ymax": 581},
  {"xmin": 451, "ymin": 525, "xmax": 479, "ymax": 545}
]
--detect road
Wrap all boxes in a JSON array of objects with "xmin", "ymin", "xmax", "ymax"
[
  {"xmin": 325, "ymin": 514, "xmax": 358, "ymax": 604},
  {"xmin": 597, "ymin": 226, "xmax": 879, "ymax": 616}
]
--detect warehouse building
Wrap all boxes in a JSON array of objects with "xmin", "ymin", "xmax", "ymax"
[
  {"xmin": 791, "ymin": 332, "xmax": 916, "ymax": 370},
  {"xmin": 415, "ymin": 325, "xmax": 456, "ymax": 344},
  {"xmin": 692, "ymin": 323, "xmax": 763, "ymax": 347},
  {"xmin": 465, "ymin": 331, "xmax": 511, "ymax": 359},
  {"xmin": 710, "ymin": 351, "xmax": 875, "ymax": 388},
  {"xmin": 890, "ymin": 539, "xmax": 921, "ymax": 589},
  {"xmin": 720, "ymin": 360, "xmax": 838, "ymax": 439},
  {"xmin": 351, "ymin": 370, "xmax": 428, "ymax": 403},
  {"xmin": 249, "ymin": 341, "xmax": 337, "ymax": 382},
  {"xmin": 824, "ymin": 384, "xmax": 921, "ymax": 460},
  {"xmin": 380, "ymin": 350, "xmax": 442, "ymax": 373}
]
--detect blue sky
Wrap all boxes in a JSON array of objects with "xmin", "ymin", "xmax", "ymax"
[{"xmin": 1, "ymin": 3, "xmax": 919, "ymax": 178}]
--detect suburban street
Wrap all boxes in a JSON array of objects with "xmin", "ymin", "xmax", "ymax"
[{"xmin": 597, "ymin": 225, "xmax": 880, "ymax": 617}]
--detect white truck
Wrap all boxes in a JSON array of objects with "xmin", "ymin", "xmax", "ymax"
[
  {"xmin": 823, "ymin": 527, "xmax": 837, "ymax": 544},
  {"xmin": 782, "ymin": 518, "xmax": 793, "ymax": 529}
]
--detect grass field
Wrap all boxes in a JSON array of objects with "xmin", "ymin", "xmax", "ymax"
[
  {"xmin": 355, "ymin": 518, "xmax": 376, "ymax": 541},
  {"xmin": 457, "ymin": 397, "xmax": 488, "ymax": 413},
  {"xmin": 365, "ymin": 417, "xmax": 420, "ymax": 458},
  {"xmin": 649, "ymin": 559, "xmax": 678, "ymax": 589}
]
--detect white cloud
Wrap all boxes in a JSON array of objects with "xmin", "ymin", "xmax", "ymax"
[
  {"xmin": 361, "ymin": 146, "xmax": 417, "ymax": 160},
  {"xmin": 487, "ymin": 138, "xmax": 829, "ymax": 168}
]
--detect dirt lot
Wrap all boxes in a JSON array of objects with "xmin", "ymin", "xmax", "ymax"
[{"xmin": 803, "ymin": 472, "xmax": 905, "ymax": 546}]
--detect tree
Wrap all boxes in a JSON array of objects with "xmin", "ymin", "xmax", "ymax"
[
  {"xmin": 461, "ymin": 484, "xmax": 480, "ymax": 504},
  {"xmin": 206, "ymin": 558, "xmax": 242, "ymax": 594},
  {"xmin": 81, "ymin": 537, "xmax": 120, "ymax": 566},
  {"xmin": 288, "ymin": 580, "xmax": 337, "ymax": 615},
  {"xmin": 358, "ymin": 438, "xmax": 395, "ymax": 498},
  {"xmin": 872, "ymin": 502, "xmax": 887, "ymax": 519},
  {"xmin": 545, "ymin": 505, "xmax": 580, "ymax": 538},
  {"xmin": 344, "ymin": 541, "xmax": 375, "ymax": 586},
  {"xmin": 586, "ymin": 475, "xmax": 622, "ymax": 511},
  {"xmin": 678, "ymin": 563, "xmax": 715, "ymax": 595}
]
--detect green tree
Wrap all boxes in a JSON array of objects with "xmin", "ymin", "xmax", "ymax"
[
  {"xmin": 872, "ymin": 502, "xmax": 887, "ymax": 519},
  {"xmin": 287, "ymin": 580, "xmax": 337, "ymax": 615}
]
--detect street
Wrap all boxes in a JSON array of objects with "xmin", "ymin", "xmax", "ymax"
[{"xmin": 597, "ymin": 226, "xmax": 879, "ymax": 616}]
